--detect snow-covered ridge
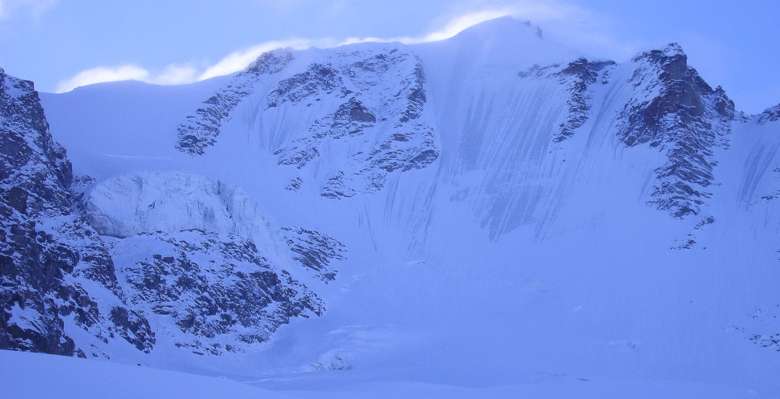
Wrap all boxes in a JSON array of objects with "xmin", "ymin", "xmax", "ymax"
[
  {"xmin": 617, "ymin": 43, "xmax": 735, "ymax": 218},
  {"xmin": 1, "ymin": 67, "xmax": 141, "ymax": 356},
  {"xmin": 1, "ymin": 71, "xmax": 335, "ymax": 359},
  {"xmin": 176, "ymin": 50, "xmax": 294, "ymax": 155},
  {"xmin": 518, "ymin": 58, "xmax": 616, "ymax": 142},
  {"xmin": 758, "ymin": 103, "xmax": 780, "ymax": 124},
  {"xmin": 6, "ymin": 16, "xmax": 780, "ymax": 395},
  {"xmin": 176, "ymin": 44, "xmax": 440, "ymax": 199},
  {"xmin": 0, "ymin": 67, "xmax": 72, "ymax": 215}
]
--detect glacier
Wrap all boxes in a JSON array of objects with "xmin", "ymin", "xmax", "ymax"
[{"xmin": 2, "ymin": 16, "xmax": 780, "ymax": 397}]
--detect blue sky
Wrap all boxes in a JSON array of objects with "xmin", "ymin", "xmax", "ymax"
[{"xmin": 1, "ymin": 0, "xmax": 778, "ymax": 112}]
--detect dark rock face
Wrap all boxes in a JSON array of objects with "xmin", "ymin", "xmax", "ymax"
[
  {"xmin": 356, "ymin": 128, "xmax": 438, "ymax": 192},
  {"xmin": 114, "ymin": 230, "xmax": 323, "ymax": 355},
  {"xmin": 0, "ymin": 68, "xmax": 72, "ymax": 213},
  {"xmin": 176, "ymin": 50, "xmax": 294, "ymax": 155},
  {"xmin": 737, "ymin": 305, "xmax": 780, "ymax": 354},
  {"xmin": 324, "ymin": 97, "xmax": 377, "ymax": 138},
  {"xmin": 554, "ymin": 59, "xmax": 615, "ymax": 142},
  {"xmin": 268, "ymin": 49, "xmax": 439, "ymax": 199},
  {"xmin": 758, "ymin": 104, "xmax": 780, "ymax": 124},
  {"xmin": 109, "ymin": 307, "xmax": 155, "ymax": 352},
  {"xmin": 618, "ymin": 44, "xmax": 734, "ymax": 218},
  {"xmin": 267, "ymin": 63, "xmax": 348, "ymax": 108},
  {"xmin": 750, "ymin": 333, "xmax": 780, "ymax": 352},
  {"xmin": 275, "ymin": 145, "xmax": 320, "ymax": 169},
  {"xmin": 174, "ymin": 48, "xmax": 439, "ymax": 199},
  {"xmin": 519, "ymin": 58, "xmax": 615, "ymax": 142},
  {"xmin": 2, "ymin": 68, "xmax": 326, "ymax": 359},
  {"xmin": 0, "ymin": 68, "xmax": 153, "ymax": 356},
  {"xmin": 274, "ymin": 96, "xmax": 378, "ymax": 169},
  {"xmin": 286, "ymin": 176, "xmax": 303, "ymax": 191},
  {"xmin": 320, "ymin": 171, "xmax": 354, "ymax": 199},
  {"xmin": 318, "ymin": 125, "xmax": 437, "ymax": 198},
  {"xmin": 282, "ymin": 227, "xmax": 346, "ymax": 281},
  {"xmin": 398, "ymin": 63, "xmax": 426, "ymax": 124}
]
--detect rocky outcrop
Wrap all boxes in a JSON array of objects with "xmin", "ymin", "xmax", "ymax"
[
  {"xmin": 175, "ymin": 47, "xmax": 440, "ymax": 199},
  {"xmin": 0, "ymin": 68, "xmax": 152, "ymax": 356},
  {"xmin": 282, "ymin": 227, "xmax": 346, "ymax": 281},
  {"xmin": 271, "ymin": 49, "xmax": 439, "ymax": 198},
  {"xmin": 176, "ymin": 50, "xmax": 293, "ymax": 155},
  {"xmin": 320, "ymin": 171, "xmax": 355, "ymax": 199},
  {"xmin": 319, "ymin": 126, "xmax": 438, "ymax": 198},
  {"xmin": 267, "ymin": 63, "xmax": 348, "ymax": 108},
  {"xmin": 84, "ymin": 171, "xmax": 329, "ymax": 355},
  {"xmin": 758, "ymin": 104, "xmax": 780, "ymax": 124},
  {"xmin": 1, "ymin": 69, "xmax": 331, "ymax": 359},
  {"xmin": 554, "ymin": 59, "xmax": 615, "ymax": 142},
  {"xmin": 273, "ymin": 95, "xmax": 378, "ymax": 168},
  {"xmin": 519, "ymin": 58, "xmax": 615, "ymax": 142},
  {"xmin": 112, "ymin": 229, "xmax": 323, "ymax": 355},
  {"xmin": 618, "ymin": 43, "xmax": 735, "ymax": 218}
]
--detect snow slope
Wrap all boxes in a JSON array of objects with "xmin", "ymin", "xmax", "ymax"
[
  {"xmin": 0, "ymin": 350, "xmax": 764, "ymax": 399},
  {"xmin": 0, "ymin": 69, "xmax": 331, "ymax": 361},
  {"xmin": 6, "ymin": 16, "xmax": 779, "ymax": 396}
]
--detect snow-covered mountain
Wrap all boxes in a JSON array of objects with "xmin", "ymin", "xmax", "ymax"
[
  {"xmin": 3, "ymin": 17, "xmax": 780, "ymax": 395},
  {"xmin": 0, "ymin": 68, "xmax": 339, "ymax": 360}
]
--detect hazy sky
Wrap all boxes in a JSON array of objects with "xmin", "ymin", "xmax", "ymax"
[{"xmin": 1, "ymin": 0, "xmax": 778, "ymax": 112}]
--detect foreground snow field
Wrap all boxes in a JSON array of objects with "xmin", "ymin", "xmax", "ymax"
[{"xmin": 0, "ymin": 350, "xmax": 767, "ymax": 398}]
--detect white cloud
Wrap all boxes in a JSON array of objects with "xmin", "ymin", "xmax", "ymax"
[
  {"xmin": 340, "ymin": 9, "xmax": 515, "ymax": 45},
  {"xmin": 0, "ymin": 0, "xmax": 57, "ymax": 19},
  {"xmin": 198, "ymin": 39, "xmax": 315, "ymax": 80},
  {"xmin": 55, "ymin": 1, "xmax": 631, "ymax": 92},
  {"xmin": 416, "ymin": 9, "xmax": 514, "ymax": 43},
  {"xmin": 340, "ymin": 3, "xmax": 589, "ymax": 46},
  {"xmin": 55, "ymin": 65, "xmax": 150, "ymax": 93},
  {"xmin": 154, "ymin": 64, "xmax": 199, "ymax": 85},
  {"xmin": 55, "ymin": 63, "xmax": 207, "ymax": 93},
  {"xmin": 339, "ymin": 10, "xmax": 512, "ymax": 45},
  {"xmin": 56, "ymin": 38, "xmax": 324, "ymax": 92},
  {"xmin": 372, "ymin": 1, "xmax": 634, "ymax": 60}
]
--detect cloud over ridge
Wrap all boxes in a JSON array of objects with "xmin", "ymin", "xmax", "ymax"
[{"xmin": 55, "ymin": 1, "xmax": 624, "ymax": 92}]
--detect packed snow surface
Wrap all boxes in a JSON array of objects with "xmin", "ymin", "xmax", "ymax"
[{"xmin": 0, "ymin": 350, "xmax": 767, "ymax": 398}]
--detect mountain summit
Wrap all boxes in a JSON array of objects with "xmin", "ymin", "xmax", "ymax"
[{"xmin": 2, "ymin": 16, "xmax": 780, "ymax": 395}]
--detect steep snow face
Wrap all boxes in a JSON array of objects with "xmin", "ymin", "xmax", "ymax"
[
  {"xmin": 33, "ymin": 17, "xmax": 780, "ymax": 395},
  {"xmin": 425, "ymin": 55, "xmax": 622, "ymax": 238}
]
